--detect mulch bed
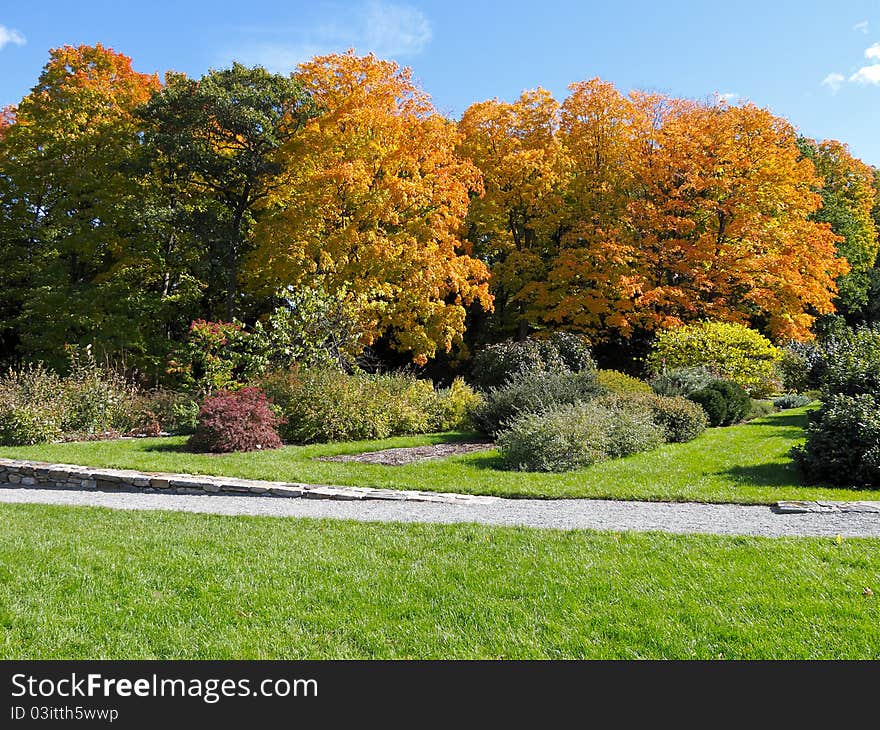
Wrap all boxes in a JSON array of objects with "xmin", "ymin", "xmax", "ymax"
[{"xmin": 318, "ymin": 441, "xmax": 494, "ymax": 466}]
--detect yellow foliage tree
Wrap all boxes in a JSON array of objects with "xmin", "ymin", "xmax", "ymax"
[{"xmin": 248, "ymin": 52, "xmax": 492, "ymax": 364}]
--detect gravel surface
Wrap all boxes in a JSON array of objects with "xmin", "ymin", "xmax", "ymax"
[{"xmin": 2, "ymin": 487, "xmax": 879, "ymax": 537}]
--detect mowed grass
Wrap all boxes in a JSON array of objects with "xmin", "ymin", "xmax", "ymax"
[
  {"xmin": 1, "ymin": 408, "xmax": 875, "ymax": 504},
  {"xmin": 0, "ymin": 502, "xmax": 878, "ymax": 659}
]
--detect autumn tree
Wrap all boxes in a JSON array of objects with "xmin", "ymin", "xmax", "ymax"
[
  {"xmin": 627, "ymin": 102, "xmax": 847, "ymax": 341},
  {"xmin": 138, "ymin": 64, "xmax": 317, "ymax": 321},
  {"xmin": 526, "ymin": 80, "xmax": 647, "ymax": 338},
  {"xmin": 458, "ymin": 89, "xmax": 566, "ymax": 338},
  {"xmin": 0, "ymin": 44, "xmax": 161, "ymax": 367},
  {"xmin": 248, "ymin": 52, "xmax": 492, "ymax": 364},
  {"xmin": 798, "ymin": 138, "xmax": 879, "ymax": 318}
]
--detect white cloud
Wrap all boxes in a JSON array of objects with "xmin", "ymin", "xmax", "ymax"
[
  {"xmin": 718, "ymin": 92, "xmax": 739, "ymax": 103},
  {"xmin": 850, "ymin": 64, "xmax": 880, "ymax": 84},
  {"xmin": 228, "ymin": 2, "xmax": 432, "ymax": 74},
  {"xmin": 866, "ymin": 43, "xmax": 880, "ymax": 60},
  {"xmin": 854, "ymin": 20, "xmax": 869, "ymax": 34},
  {"xmin": 0, "ymin": 25, "xmax": 25, "ymax": 51},
  {"xmin": 821, "ymin": 72, "xmax": 845, "ymax": 93}
]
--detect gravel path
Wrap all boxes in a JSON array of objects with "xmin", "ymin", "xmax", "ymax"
[{"xmin": 2, "ymin": 486, "xmax": 879, "ymax": 537}]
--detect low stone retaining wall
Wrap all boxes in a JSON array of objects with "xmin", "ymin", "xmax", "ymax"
[{"xmin": 0, "ymin": 458, "xmax": 499, "ymax": 505}]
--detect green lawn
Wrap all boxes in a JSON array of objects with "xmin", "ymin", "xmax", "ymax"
[
  {"xmin": 0, "ymin": 502, "xmax": 877, "ymax": 659},
  {"xmin": 0, "ymin": 408, "xmax": 875, "ymax": 504}
]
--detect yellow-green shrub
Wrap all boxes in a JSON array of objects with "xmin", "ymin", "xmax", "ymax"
[
  {"xmin": 646, "ymin": 321, "xmax": 782, "ymax": 397},
  {"xmin": 597, "ymin": 369, "xmax": 653, "ymax": 394}
]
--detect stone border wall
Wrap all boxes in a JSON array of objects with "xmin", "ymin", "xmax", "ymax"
[{"xmin": 0, "ymin": 458, "xmax": 498, "ymax": 505}]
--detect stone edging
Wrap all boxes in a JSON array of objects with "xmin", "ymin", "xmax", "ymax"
[
  {"xmin": 774, "ymin": 500, "xmax": 880, "ymax": 514},
  {"xmin": 2, "ymin": 458, "xmax": 878, "ymax": 514},
  {"xmin": 0, "ymin": 458, "xmax": 500, "ymax": 505}
]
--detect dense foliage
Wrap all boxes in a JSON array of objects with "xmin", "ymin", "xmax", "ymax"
[
  {"xmin": 647, "ymin": 322, "xmax": 782, "ymax": 397},
  {"xmin": 1, "ymin": 43, "xmax": 877, "ymax": 379},
  {"xmin": 259, "ymin": 368, "xmax": 480, "ymax": 444},
  {"xmin": 470, "ymin": 370, "xmax": 603, "ymax": 436},
  {"xmin": 469, "ymin": 332, "xmax": 594, "ymax": 390},
  {"xmin": 0, "ymin": 353, "xmax": 196, "ymax": 445},
  {"xmin": 498, "ymin": 401, "xmax": 665, "ymax": 472},
  {"xmin": 688, "ymin": 380, "xmax": 751, "ymax": 427},
  {"xmin": 791, "ymin": 325, "xmax": 880, "ymax": 487},
  {"xmin": 792, "ymin": 393, "xmax": 880, "ymax": 487}
]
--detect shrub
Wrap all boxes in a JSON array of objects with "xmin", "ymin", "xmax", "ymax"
[
  {"xmin": 497, "ymin": 400, "xmax": 664, "ymax": 473},
  {"xmin": 59, "ymin": 368, "xmax": 133, "ymax": 434},
  {"xmin": 0, "ymin": 406, "xmax": 62, "ymax": 446},
  {"xmin": 121, "ymin": 390, "xmax": 201, "ymax": 435},
  {"xmin": 260, "ymin": 367, "xmax": 463, "ymax": 444},
  {"xmin": 603, "ymin": 407, "xmax": 666, "ymax": 458},
  {"xmin": 187, "ymin": 388, "xmax": 283, "ymax": 453},
  {"xmin": 167, "ymin": 319, "xmax": 268, "ymax": 396},
  {"xmin": 647, "ymin": 321, "xmax": 782, "ymax": 397},
  {"xmin": 470, "ymin": 370, "xmax": 603, "ymax": 436},
  {"xmin": 470, "ymin": 333, "xmax": 595, "ymax": 390},
  {"xmin": 261, "ymin": 368, "xmax": 391, "ymax": 443},
  {"xmin": 649, "ymin": 366, "xmax": 714, "ymax": 397},
  {"xmin": 778, "ymin": 340, "xmax": 824, "ymax": 393},
  {"xmin": 429, "ymin": 378, "xmax": 483, "ymax": 431},
  {"xmin": 0, "ymin": 364, "xmax": 63, "ymax": 446},
  {"xmin": 773, "ymin": 394, "xmax": 813, "ymax": 410},
  {"xmin": 545, "ymin": 332, "xmax": 596, "ymax": 373},
  {"xmin": 596, "ymin": 369, "xmax": 653, "ymax": 394},
  {"xmin": 817, "ymin": 326, "xmax": 880, "ymax": 397},
  {"xmin": 642, "ymin": 395, "xmax": 708, "ymax": 443},
  {"xmin": 791, "ymin": 393, "xmax": 880, "ymax": 487},
  {"xmin": 745, "ymin": 399, "xmax": 776, "ymax": 421},
  {"xmin": 688, "ymin": 379, "xmax": 750, "ymax": 427},
  {"xmin": 595, "ymin": 393, "xmax": 708, "ymax": 443}
]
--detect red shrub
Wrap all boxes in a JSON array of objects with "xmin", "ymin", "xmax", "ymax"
[{"xmin": 187, "ymin": 387, "xmax": 283, "ymax": 453}]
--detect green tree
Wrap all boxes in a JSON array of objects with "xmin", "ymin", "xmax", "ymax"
[
  {"xmin": 138, "ymin": 64, "xmax": 318, "ymax": 320},
  {"xmin": 0, "ymin": 44, "xmax": 161, "ymax": 369},
  {"xmin": 798, "ymin": 138, "xmax": 879, "ymax": 318}
]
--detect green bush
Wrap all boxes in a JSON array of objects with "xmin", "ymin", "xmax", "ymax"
[
  {"xmin": 688, "ymin": 379, "xmax": 750, "ymax": 427},
  {"xmin": 791, "ymin": 393, "xmax": 880, "ymax": 487},
  {"xmin": 0, "ymin": 358, "xmax": 141, "ymax": 444},
  {"xmin": 497, "ymin": 403, "xmax": 614, "ymax": 472},
  {"xmin": 745, "ymin": 399, "xmax": 776, "ymax": 421},
  {"xmin": 596, "ymin": 369, "xmax": 653, "ymax": 394},
  {"xmin": 817, "ymin": 326, "xmax": 880, "ymax": 397},
  {"xmin": 649, "ymin": 367, "xmax": 714, "ymax": 397},
  {"xmin": 596, "ymin": 393, "xmax": 708, "ymax": 443},
  {"xmin": 260, "ymin": 367, "xmax": 465, "ymax": 444},
  {"xmin": 773, "ymin": 394, "xmax": 813, "ymax": 410},
  {"xmin": 0, "ymin": 405, "xmax": 62, "ymax": 446},
  {"xmin": 471, "ymin": 370, "xmax": 603, "ymax": 437},
  {"xmin": 497, "ymin": 400, "xmax": 664, "ymax": 473},
  {"xmin": 58, "ymin": 350, "xmax": 138, "ymax": 435},
  {"xmin": 647, "ymin": 321, "xmax": 782, "ymax": 397},
  {"xmin": 778, "ymin": 341, "xmax": 824, "ymax": 394},
  {"xmin": 429, "ymin": 378, "xmax": 483, "ymax": 431},
  {"xmin": 604, "ymin": 407, "xmax": 666, "ymax": 458},
  {"xmin": 121, "ymin": 390, "xmax": 201, "ymax": 435},
  {"xmin": 470, "ymin": 332, "xmax": 594, "ymax": 390}
]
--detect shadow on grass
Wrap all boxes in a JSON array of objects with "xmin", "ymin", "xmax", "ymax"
[
  {"xmin": 143, "ymin": 442, "xmax": 192, "ymax": 454},
  {"xmin": 744, "ymin": 412, "xmax": 808, "ymax": 429},
  {"xmin": 723, "ymin": 462, "xmax": 804, "ymax": 487}
]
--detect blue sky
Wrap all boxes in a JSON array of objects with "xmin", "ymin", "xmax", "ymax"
[{"xmin": 1, "ymin": 1, "xmax": 879, "ymax": 165}]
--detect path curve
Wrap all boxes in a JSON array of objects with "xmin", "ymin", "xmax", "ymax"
[{"xmin": 2, "ymin": 487, "xmax": 879, "ymax": 537}]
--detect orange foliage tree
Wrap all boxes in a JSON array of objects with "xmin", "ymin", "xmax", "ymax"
[
  {"xmin": 460, "ymin": 83, "xmax": 850, "ymax": 344},
  {"xmin": 248, "ymin": 52, "xmax": 492, "ymax": 364}
]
